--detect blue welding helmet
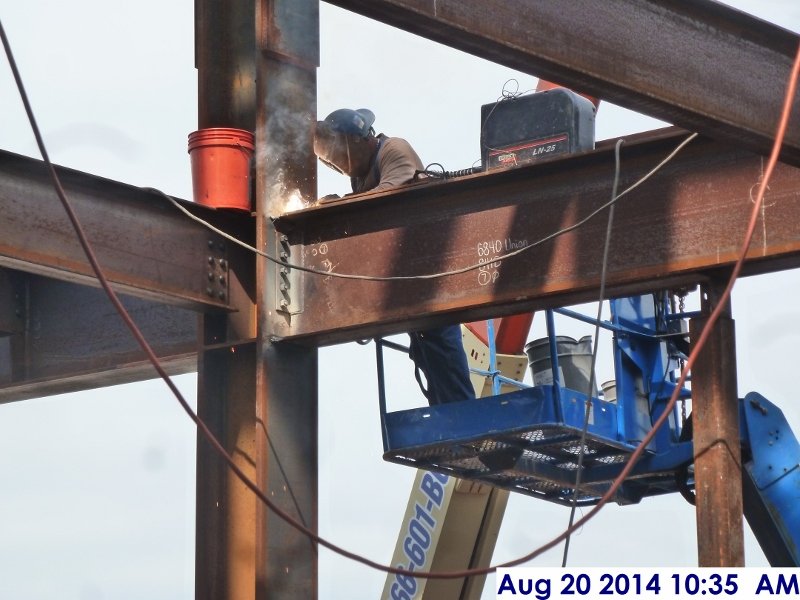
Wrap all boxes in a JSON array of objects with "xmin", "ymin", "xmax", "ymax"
[
  {"xmin": 314, "ymin": 108, "xmax": 376, "ymax": 175},
  {"xmin": 318, "ymin": 108, "xmax": 375, "ymax": 138}
]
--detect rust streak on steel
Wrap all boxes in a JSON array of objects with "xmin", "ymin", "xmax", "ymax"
[
  {"xmin": 691, "ymin": 280, "xmax": 744, "ymax": 566},
  {"xmin": 274, "ymin": 128, "xmax": 800, "ymax": 345},
  {"xmin": 194, "ymin": 0, "xmax": 259, "ymax": 598},
  {"xmin": 327, "ymin": 0, "xmax": 800, "ymax": 164}
]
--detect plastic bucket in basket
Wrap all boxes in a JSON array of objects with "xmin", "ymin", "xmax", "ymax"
[
  {"xmin": 188, "ymin": 128, "xmax": 254, "ymax": 211},
  {"xmin": 524, "ymin": 335, "xmax": 595, "ymax": 393}
]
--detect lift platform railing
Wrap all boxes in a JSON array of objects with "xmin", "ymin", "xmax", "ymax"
[
  {"xmin": 374, "ymin": 294, "xmax": 694, "ymax": 506},
  {"xmin": 373, "ymin": 304, "xmax": 800, "ymax": 567}
]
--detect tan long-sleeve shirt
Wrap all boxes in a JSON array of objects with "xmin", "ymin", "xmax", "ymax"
[{"xmin": 351, "ymin": 134, "xmax": 425, "ymax": 193}]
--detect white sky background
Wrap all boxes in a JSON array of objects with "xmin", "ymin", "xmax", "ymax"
[{"xmin": 2, "ymin": 1, "xmax": 800, "ymax": 599}]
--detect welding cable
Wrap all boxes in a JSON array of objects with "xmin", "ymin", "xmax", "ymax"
[
  {"xmin": 416, "ymin": 163, "xmax": 481, "ymax": 180},
  {"xmin": 0, "ymin": 19, "xmax": 511, "ymax": 581},
  {"xmin": 0, "ymin": 18, "xmax": 423, "ymax": 579},
  {"xmin": 1, "ymin": 9, "xmax": 751, "ymax": 578},
  {"xmin": 480, "ymin": 78, "xmax": 538, "ymax": 154},
  {"xmin": 158, "ymin": 39, "xmax": 800, "ymax": 579},
  {"xmin": 8, "ymin": 12, "xmax": 798, "ymax": 581},
  {"xmin": 160, "ymin": 130, "xmax": 699, "ymax": 284},
  {"xmin": 413, "ymin": 162, "xmax": 446, "ymax": 180},
  {"xmin": 0, "ymin": 16, "xmax": 687, "ymax": 581},
  {"xmin": 332, "ymin": 36, "xmax": 800, "ymax": 576},
  {"xmin": 0, "ymin": 18, "xmax": 482, "ymax": 580},
  {"xmin": 561, "ymin": 137, "xmax": 624, "ymax": 568},
  {"xmin": 492, "ymin": 37, "xmax": 800, "ymax": 572}
]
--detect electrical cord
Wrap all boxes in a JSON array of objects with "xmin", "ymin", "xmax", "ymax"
[
  {"xmin": 481, "ymin": 79, "xmax": 537, "ymax": 154},
  {"xmin": 493, "ymin": 37, "xmax": 800, "ymax": 572},
  {"xmin": 165, "ymin": 40, "xmax": 798, "ymax": 574},
  {"xmin": 0, "ymin": 16, "xmax": 431, "ymax": 580},
  {"xmin": 562, "ymin": 137, "xmax": 623, "ymax": 568},
  {"xmin": 6, "ymin": 10, "xmax": 797, "ymax": 580},
  {"xmin": 248, "ymin": 40, "xmax": 798, "ymax": 575},
  {"xmin": 158, "ymin": 131, "xmax": 699, "ymax": 283},
  {"xmin": 416, "ymin": 163, "xmax": 482, "ymax": 180}
]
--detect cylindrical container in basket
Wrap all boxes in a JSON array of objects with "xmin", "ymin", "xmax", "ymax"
[{"xmin": 524, "ymin": 335, "xmax": 595, "ymax": 393}]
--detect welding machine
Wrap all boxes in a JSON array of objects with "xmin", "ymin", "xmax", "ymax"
[{"xmin": 480, "ymin": 87, "xmax": 596, "ymax": 170}]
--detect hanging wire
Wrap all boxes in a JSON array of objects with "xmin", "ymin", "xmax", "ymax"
[
  {"xmin": 0, "ymin": 18, "xmax": 698, "ymax": 574},
  {"xmin": 561, "ymin": 137, "xmax": 624, "ymax": 567},
  {"xmin": 494, "ymin": 37, "xmax": 800, "ymax": 572},
  {"xmin": 157, "ymin": 131, "xmax": 698, "ymax": 283},
  {"xmin": 480, "ymin": 78, "xmax": 538, "ymax": 154},
  {"xmin": 5, "ymin": 11, "xmax": 798, "ymax": 580}
]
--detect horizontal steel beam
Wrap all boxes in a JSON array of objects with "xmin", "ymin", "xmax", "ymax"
[
  {"xmin": 0, "ymin": 272, "xmax": 199, "ymax": 403},
  {"xmin": 274, "ymin": 129, "xmax": 800, "ymax": 345},
  {"xmin": 0, "ymin": 149, "xmax": 252, "ymax": 311},
  {"xmin": 327, "ymin": 0, "xmax": 800, "ymax": 164}
]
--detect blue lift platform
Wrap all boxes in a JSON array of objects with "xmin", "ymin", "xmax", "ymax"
[
  {"xmin": 377, "ymin": 294, "xmax": 693, "ymax": 506},
  {"xmin": 375, "ymin": 293, "xmax": 800, "ymax": 566}
]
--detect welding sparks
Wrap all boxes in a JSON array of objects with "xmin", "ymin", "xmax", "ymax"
[
  {"xmin": 269, "ymin": 167, "xmax": 310, "ymax": 214},
  {"xmin": 282, "ymin": 189, "xmax": 307, "ymax": 213}
]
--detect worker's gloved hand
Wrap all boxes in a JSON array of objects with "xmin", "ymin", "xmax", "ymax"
[{"xmin": 317, "ymin": 193, "xmax": 341, "ymax": 204}]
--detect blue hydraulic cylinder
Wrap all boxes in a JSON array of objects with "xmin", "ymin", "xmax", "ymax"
[
  {"xmin": 610, "ymin": 294, "xmax": 685, "ymax": 451},
  {"xmin": 741, "ymin": 392, "xmax": 800, "ymax": 566}
]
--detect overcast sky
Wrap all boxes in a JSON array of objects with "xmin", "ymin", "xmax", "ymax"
[{"xmin": 2, "ymin": 1, "xmax": 800, "ymax": 599}]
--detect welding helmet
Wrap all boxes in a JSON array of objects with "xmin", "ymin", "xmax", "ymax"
[
  {"xmin": 318, "ymin": 108, "xmax": 375, "ymax": 138},
  {"xmin": 314, "ymin": 108, "xmax": 376, "ymax": 174}
]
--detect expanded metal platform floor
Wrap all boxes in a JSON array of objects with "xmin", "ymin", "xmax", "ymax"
[{"xmin": 382, "ymin": 386, "xmax": 691, "ymax": 506}]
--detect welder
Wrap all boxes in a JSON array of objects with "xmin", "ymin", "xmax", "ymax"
[{"xmin": 313, "ymin": 108, "xmax": 475, "ymax": 406}]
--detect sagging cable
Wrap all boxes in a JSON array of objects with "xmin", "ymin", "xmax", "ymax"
[{"xmin": 159, "ymin": 131, "xmax": 698, "ymax": 284}]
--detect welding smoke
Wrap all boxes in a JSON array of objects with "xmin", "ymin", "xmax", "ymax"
[{"xmin": 255, "ymin": 68, "xmax": 317, "ymax": 216}]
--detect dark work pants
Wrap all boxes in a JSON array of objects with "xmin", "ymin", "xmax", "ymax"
[{"xmin": 408, "ymin": 325, "xmax": 475, "ymax": 405}]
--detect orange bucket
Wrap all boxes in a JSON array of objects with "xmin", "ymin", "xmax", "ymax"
[{"xmin": 188, "ymin": 128, "xmax": 255, "ymax": 211}]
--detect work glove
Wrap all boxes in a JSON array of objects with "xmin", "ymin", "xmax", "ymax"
[{"xmin": 317, "ymin": 193, "xmax": 341, "ymax": 204}]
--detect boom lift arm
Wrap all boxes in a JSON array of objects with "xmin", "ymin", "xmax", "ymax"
[{"xmin": 378, "ymin": 292, "xmax": 800, "ymax": 600}]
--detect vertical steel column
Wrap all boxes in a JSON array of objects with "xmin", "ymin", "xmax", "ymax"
[
  {"xmin": 255, "ymin": 1, "xmax": 319, "ymax": 598},
  {"xmin": 690, "ymin": 280, "xmax": 744, "ymax": 567},
  {"xmin": 196, "ymin": 339, "xmax": 258, "ymax": 599},
  {"xmin": 195, "ymin": 0, "xmax": 257, "ymax": 129},
  {"xmin": 195, "ymin": 1, "xmax": 259, "ymax": 598}
]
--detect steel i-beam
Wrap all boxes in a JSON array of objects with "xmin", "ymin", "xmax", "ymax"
[
  {"xmin": 327, "ymin": 0, "xmax": 800, "ymax": 164},
  {"xmin": 0, "ymin": 149, "xmax": 252, "ymax": 311},
  {"xmin": 274, "ymin": 129, "xmax": 800, "ymax": 345}
]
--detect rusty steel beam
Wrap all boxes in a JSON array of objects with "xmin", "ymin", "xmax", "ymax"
[
  {"xmin": 0, "ymin": 148, "xmax": 252, "ymax": 311},
  {"xmin": 327, "ymin": 0, "xmax": 800, "ymax": 164},
  {"xmin": 691, "ymin": 280, "xmax": 744, "ymax": 566},
  {"xmin": 0, "ymin": 271, "xmax": 198, "ymax": 403},
  {"xmin": 196, "ymin": 0, "xmax": 256, "ymax": 129},
  {"xmin": 196, "ymin": 341, "xmax": 259, "ymax": 600},
  {"xmin": 194, "ymin": 0, "xmax": 260, "ymax": 597},
  {"xmin": 273, "ymin": 129, "xmax": 800, "ymax": 345}
]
